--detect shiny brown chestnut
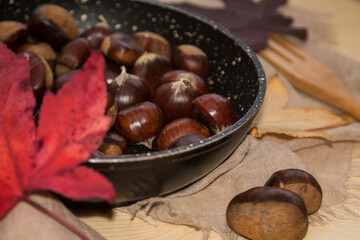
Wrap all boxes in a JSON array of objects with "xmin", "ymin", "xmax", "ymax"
[
  {"xmin": 192, "ymin": 93, "xmax": 237, "ymax": 134},
  {"xmin": 156, "ymin": 118, "xmax": 210, "ymax": 151},
  {"xmin": 80, "ymin": 21, "xmax": 114, "ymax": 50},
  {"xmin": 101, "ymin": 32, "xmax": 144, "ymax": 67},
  {"xmin": 104, "ymin": 59, "xmax": 122, "ymax": 85},
  {"xmin": 18, "ymin": 51, "xmax": 53, "ymax": 102},
  {"xmin": 55, "ymin": 37, "xmax": 91, "ymax": 76},
  {"xmin": 108, "ymin": 66, "xmax": 151, "ymax": 111},
  {"xmin": 27, "ymin": 4, "xmax": 78, "ymax": 50},
  {"xmin": 133, "ymin": 31, "xmax": 172, "ymax": 62},
  {"xmin": 0, "ymin": 21, "xmax": 28, "ymax": 51},
  {"xmin": 173, "ymin": 44, "xmax": 209, "ymax": 80},
  {"xmin": 152, "ymin": 76, "xmax": 201, "ymax": 124},
  {"xmin": 115, "ymin": 101, "xmax": 163, "ymax": 149},
  {"xmin": 265, "ymin": 169, "xmax": 323, "ymax": 215},
  {"xmin": 17, "ymin": 42, "xmax": 57, "ymax": 69},
  {"xmin": 157, "ymin": 70, "xmax": 209, "ymax": 95},
  {"xmin": 226, "ymin": 186, "xmax": 308, "ymax": 240},
  {"xmin": 98, "ymin": 131, "xmax": 127, "ymax": 156},
  {"xmin": 168, "ymin": 134, "xmax": 207, "ymax": 149},
  {"xmin": 131, "ymin": 52, "xmax": 173, "ymax": 94}
]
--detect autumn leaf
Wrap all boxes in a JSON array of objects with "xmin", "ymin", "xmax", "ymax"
[
  {"xmin": 250, "ymin": 75, "xmax": 355, "ymax": 139},
  {"xmin": 177, "ymin": 0, "xmax": 307, "ymax": 51},
  {"xmin": 0, "ymin": 42, "xmax": 115, "ymax": 220}
]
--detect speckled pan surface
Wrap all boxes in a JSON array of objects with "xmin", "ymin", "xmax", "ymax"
[{"xmin": 1, "ymin": 0, "xmax": 266, "ymax": 205}]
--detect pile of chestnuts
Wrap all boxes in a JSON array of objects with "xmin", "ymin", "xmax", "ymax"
[
  {"xmin": 226, "ymin": 169, "xmax": 323, "ymax": 240},
  {"xmin": 0, "ymin": 3, "xmax": 238, "ymax": 156}
]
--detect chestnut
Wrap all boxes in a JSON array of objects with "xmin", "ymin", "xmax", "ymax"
[
  {"xmin": 108, "ymin": 66, "xmax": 151, "ymax": 111},
  {"xmin": 157, "ymin": 70, "xmax": 209, "ymax": 95},
  {"xmin": 192, "ymin": 93, "xmax": 237, "ymax": 134},
  {"xmin": 168, "ymin": 134, "xmax": 207, "ymax": 149},
  {"xmin": 104, "ymin": 59, "xmax": 122, "ymax": 85},
  {"xmin": 115, "ymin": 101, "xmax": 163, "ymax": 149},
  {"xmin": 80, "ymin": 21, "xmax": 114, "ymax": 50},
  {"xmin": 98, "ymin": 131, "xmax": 127, "ymax": 156},
  {"xmin": 156, "ymin": 118, "xmax": 210, "ymax": 151},
  {"xmin": 0, "ymin": 21, "xmax": 28, "ymax": 51},
  {"xmin": 173, "ymin": 44, "xmax": 209, "ymax": 80},
  {"xmin": 101, "ymin": 32, "xmax": 144, "ymax": 67},
  {"xmin": 17, "ymin": 42, "xmax": 57, "ymax": 69},
  {"xmin": 18, "ymin": 51, "xmax": 53, "ymax": 102},
  {"xmin": 265, "ymin": 169, "xmax": 323, "ymax": 215},
  {"xmin": 55, "ymin": 37, "xmax": 91, "ymax": 76},
  {"xmin": 226, "ymin": 186, "xmax": 308, "ymax": 240},
  {"xmin": 131, "ymin": 52, "xmax": 173, "ymax": 94},
  {"xmin": 27, "ymin": 4, "xmax": 78, "ymax": 50},
  {"xmin": 133, "ymin": 31, "xmax": 172, "ymax": 62},
  {"xmin": 152, "ymin": 76, "xmax": 201, "ymax": 123},
  {"xmin": 105, "ymin": 91, "xmax": 118, "ymax": 127}
]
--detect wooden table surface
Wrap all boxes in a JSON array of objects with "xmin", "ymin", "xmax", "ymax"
[{"xmin": 75, "ymin": 0, "xmax": 360, "ymax": 239}]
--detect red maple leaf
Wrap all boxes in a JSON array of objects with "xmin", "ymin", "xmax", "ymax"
[{"xmin": 0, "ymin": 42, "xmax": 115, "ymax": 220}]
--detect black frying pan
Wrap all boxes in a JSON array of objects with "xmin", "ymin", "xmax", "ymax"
[{"xmin": 1, "ymin": 0, "xmax": 266, "ymax": 206}]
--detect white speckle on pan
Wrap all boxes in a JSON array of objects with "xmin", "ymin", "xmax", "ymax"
[
  {"xmin": 146, "ymin": 153, "xmax": 151, "ymax": 156},
  {"xmin": 9, "ymin": 0, "xmax": 14, "ymax": 5},
  {"xmin": 69, "ymin": 10, "xmax": 75, "ymax": 15},
  {"xmin": 232, "ymin": 60, "xmax": 236, "ymax": 66},
  {"xmin": 96, "ymin": 1, "xmax": 101, "ymax": 6},
  {"xmin": 15, "ymin": 8, "xmax": 21, "ymax": 14},
  {"xmin": 80, "ymin": 14, "xmax": 88, "ymax": 22},
  {"xmin": 169, "ymin": 25, "xmax": 174, "ymax": 29},
  {"xmin": 151, "ymin": 17, "xmax": 157, "ymax": 23},
  {"xmin": 237, "ymin": 57, "xmax": 241, "ymax": 62},
  {"xmin": 220, "ymin": 71, "xmax": 225, "ymax": 75},
  {"xmin": 115, "ymin": 3, "xmax": 121, "ymax": 8},
  {"xmin": 132, "ymin": 25, "xmax": 138, "ymax": 31},
  {"xmin": 81, "ymin": 0, "xmax": 89, "ymax": 3},
  {"xmin": 114, "ymin": 24, "xmax": 122, "ymax": 30},
  {"xmin": 171, "ymin": 19, "xmax": 176, "ymax": 24}
]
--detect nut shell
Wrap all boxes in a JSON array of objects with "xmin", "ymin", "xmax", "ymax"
[
  {"xmin": 133, "ymin": 31, "xmax": 172, "ymax": 62},
  {"xmin": 27, "ymin": 4, "xmax": 78, "ymax": 50},
  {"xmin": 0, "ymin": 21, "xmax": 28, "ymax": 50},
  {"xmin": 115, "ymin": 101, "xmax": 163, "ymax": 149},
  {"xmin": 98, "ymin": 131, "xmax": 127, "ymax": 156},
  {"xmin": 157, "ymin": 70, "xmax": 209, "ymax": 95},
  {"xmin": 80, "ymin": 22, "xmax": 114, "ymax": 50},
  {"xmin": 18, "ymin": 51, "xmax": 53, "ymax": 102},
  {"xmin": 55, "ymin": 37, "xmax": 91, "ymax": 76},
  {"xmin": 173, "ymin": 44, "xmax": 209, "ymax": 80},
  {"xmin": 101, "ymin": 32, "xmax": 144, "ymax": 67},
  {"xmin": 168, "ymin": 134, "xmax": 207, "ymax": 149},
  {"xmin": 265, "ymin": 169, "xmax": 323, "ymax": 215},
  {"xmin": 108, "ymin": 67, "xmax": 151, "ymax": 111},
  {"xmin": 17, "ymin": 42, "xmax": 57, "ymax": 69},
  {"xmin": 227, "ymin": 186, "xmax": 308, "ymax": 240},
  {"xmin": 132, "ymin": 52, "xmax": 172, "ymax": 94},
  {"xmin": 192, "ymin": 93, "xmax": 237, "ymax": 134},
  {"xmin": 152, "ymin": 78, "xmax": 200, "ymax": 123},
  {"xmin": 156, "ymin": 118, "xmax": 210, "ymax": 151}
]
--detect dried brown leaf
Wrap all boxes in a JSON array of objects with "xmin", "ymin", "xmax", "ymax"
[
  {"xmin": 251, "ymin": 107, "xmax": 355, "ymax": 140},
  {"xmin": 261, "ymin": 75, "xmax": 288, "ymax": 113}
]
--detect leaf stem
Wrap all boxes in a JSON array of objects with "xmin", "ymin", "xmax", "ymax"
[{"xmin": 23, "ymin": 196, "xmax": 90, "ymax": 240}]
